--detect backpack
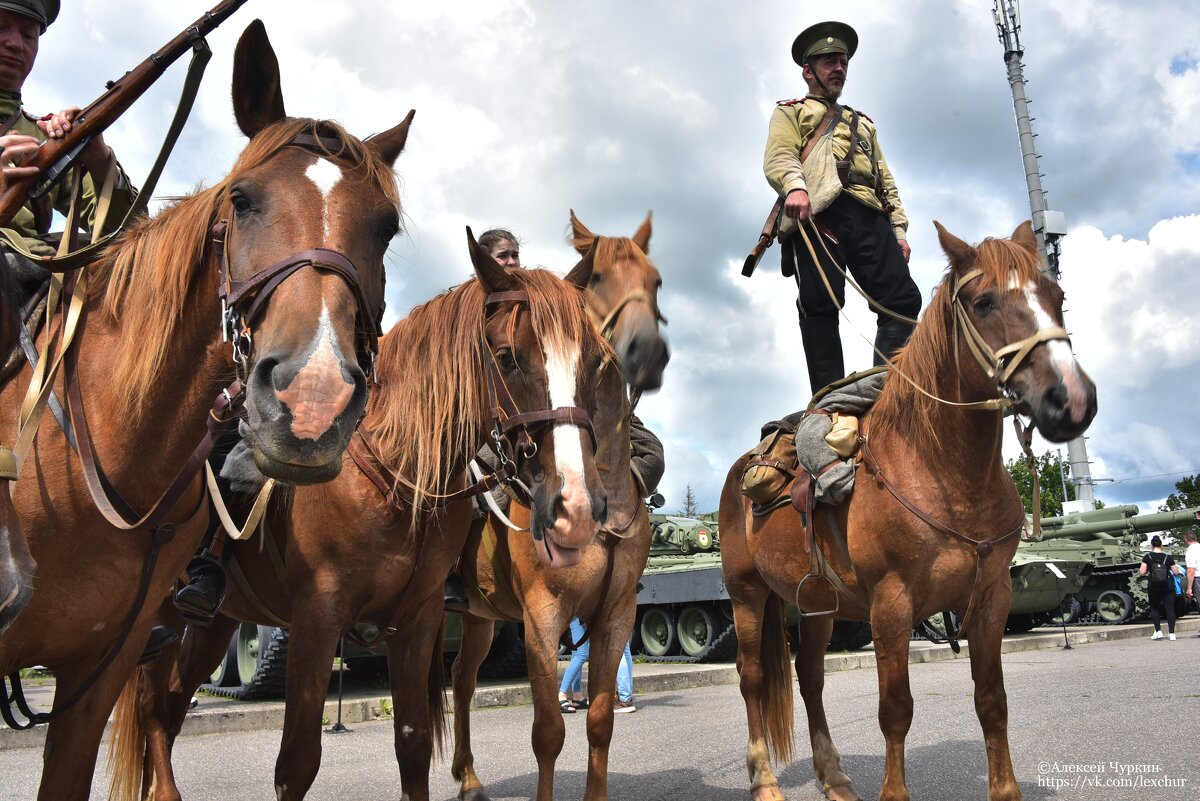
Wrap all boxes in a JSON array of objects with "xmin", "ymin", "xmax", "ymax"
[{"xmin": 1148, "ymin": 555, "xmax": 1170, "ymax": 588}]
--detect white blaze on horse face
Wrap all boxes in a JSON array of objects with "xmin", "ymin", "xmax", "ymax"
[
  {"xmin": 545, "ymin": 340, "xmax": 591, "ymax": 531},
  {"xmin": 275, "ymin": 302, "xmax": 354, "ymax": 440},
  {"xmin": 1022, "ymin": 281, "xmax": 1089, "ymax": 420},
  {"xmin": 304, "ymin": 158, "xmax": 343, "ymax": 243}
]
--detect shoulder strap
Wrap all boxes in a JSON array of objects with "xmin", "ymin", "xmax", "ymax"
[{"xmin": 801, "ymin": 104, "xmax": 841, "ymax": 162}]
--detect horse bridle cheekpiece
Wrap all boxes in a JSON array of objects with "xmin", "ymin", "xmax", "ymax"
[
  {"xmin": 951, "ymin": 268, "xmax": 1069, "ymax": 403},
  {"xmin": 214, "ymin": 132, "xmax": 385, "ymax": 380},
  {"xmin": 482, "ymin": 290, "xmax": 596, "ymax": 518}
]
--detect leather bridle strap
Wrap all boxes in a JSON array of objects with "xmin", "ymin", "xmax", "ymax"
[
  {"xmin": 212, "ymin": 219, "xmax": 382, "ymax": 368},
  {"xmin": 857, "ymin": 424, "xmax": 1024, "ymax": 642},
  {"xmin": 586, "ymin": 287, "xmax": 667, "ymax": 340}
]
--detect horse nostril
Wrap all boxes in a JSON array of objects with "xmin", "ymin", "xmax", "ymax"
[{"xmin": 1044, "ymin": 383, "xmax": 1068, "ymax": 414}]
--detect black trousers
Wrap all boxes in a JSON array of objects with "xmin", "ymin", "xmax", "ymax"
[{"xmin": 789, "ymin": 193, "xmax": 921, "ymax": 323}]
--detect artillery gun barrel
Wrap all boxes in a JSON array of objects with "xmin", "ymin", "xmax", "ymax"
[
  {"xmin": 1036, "ymin": 506, "xmax": 1200, "ymax": 540},
  {"xmin": 1037, "ymin": 504, "xmax": 1140, "ymax": 529}
]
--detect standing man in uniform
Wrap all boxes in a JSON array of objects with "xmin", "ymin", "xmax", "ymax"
[
  {"xmin": 0, "ymin": 0, "xmax": 138, "ymax": 297},
  {"xmin": 764, "ymin": 20, "xmax": 920, "ymax": 394}
]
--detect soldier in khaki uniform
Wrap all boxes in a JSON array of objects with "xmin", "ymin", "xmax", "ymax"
[
  {"xmin": 764, "ymin": 20, "xmax": 919, "ymax": 393},
  {"xmin": 0, "ymin": 0, "xmax": 138, "ymax": 296}
]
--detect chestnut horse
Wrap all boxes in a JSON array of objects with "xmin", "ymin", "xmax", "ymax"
[
  {"xmin": 110, "ymin": 233, "xmax": 617, "ymax": 801},
  {"xmin": 0, "ymin": 21, "xmax": 411, "ymax": 800},
  {"xmin": 449, "ymin": 212, "xmax": 668, "ymax": 801},
  {"xmin": 719, "ymin": 222, "xmax": 1097, "ymax": 801}
]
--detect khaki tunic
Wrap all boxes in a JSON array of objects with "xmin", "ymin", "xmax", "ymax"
[
  {"xmin": 0, "ymin": 89, "xmax": 138, "ymax": 258},
  {"xmin": 763, "ymin": 93, "xmax": 907, "ymax": 242}
]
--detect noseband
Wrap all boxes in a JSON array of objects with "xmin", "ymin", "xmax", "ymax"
[
  {"xmin": 482, "ymin": 290, "xmax": 596, "ymax": 487},
  {"xmin": 587, "ymin": 287, "xmax": 667, "ymax": 340},
  {"xmin": 951, "ymin": 268, "xmax": 1070, "ymax": 403},
  {"xmin": 214, "ymin": 133, "xmax": 385, "ymax": 379}
]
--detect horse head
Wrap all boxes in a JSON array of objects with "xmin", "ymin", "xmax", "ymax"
[
  {"xmin": 224, "ymin": 21, "xmax": 412, "ymax": 483},
  {"xmin": 935, "ymin": 220, "xmax": 1097, "ymax": 442},
  {"xmin": 469, "ymin": 230, "xmax": 610, "ymax": 568},
  {"xmin": 569, "ymin": 210, "xmax": 669, "ymax": 391}
]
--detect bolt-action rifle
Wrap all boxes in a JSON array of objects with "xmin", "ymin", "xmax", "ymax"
[{"xmin": 0, "ymin": 0, "xmax": 250, "ymax": 227}]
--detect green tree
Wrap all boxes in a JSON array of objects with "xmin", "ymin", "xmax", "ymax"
[
  {"xmin": 1159, "ymin": 474, "xmax": 1200, "ymax": 512},
  {"xmin": 678, "ymin": 484, "xmax": 698, "ymax": 518},
  {"xmin": 1005, "ymin": 451, "xmax": 1075, "ymax": 517}
]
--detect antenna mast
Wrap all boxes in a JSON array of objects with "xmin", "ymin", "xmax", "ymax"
[{"xmin": 993, "ymin": 0, "xmax": 1096, "ymax": 509}]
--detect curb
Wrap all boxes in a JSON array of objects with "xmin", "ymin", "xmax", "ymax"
[{"xmin": 3, "ymin": 619, "xmax": 1195, "ymax": 751}]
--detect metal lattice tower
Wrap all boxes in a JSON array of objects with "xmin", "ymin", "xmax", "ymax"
[{"xmin": 993, "ymin": 0, "xmax": 1095, "ymax": 508}]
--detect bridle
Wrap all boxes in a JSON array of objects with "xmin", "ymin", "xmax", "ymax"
[
  {"xmin": 949, "ymin": 267, "xmax": 1070, "ymax": 408},
  {"xmin": 586, "ymin": 286, "xmax": 667, "ymax": 341},
  {"xmin": 214, "ymin": 132, "xmax": 385, "ymax": 382},
  {"xmin": 482, "ymin": 290, "xmax": 596, "ymax": 513}
]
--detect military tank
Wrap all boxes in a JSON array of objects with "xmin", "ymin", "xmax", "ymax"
[
  {"xmin": 1019, "ymin": 505, "xmax": 1200, "ymax": 625},
  {"xmin": 633, "ymin": 512, "xmax": 873, "ymax": 661}
]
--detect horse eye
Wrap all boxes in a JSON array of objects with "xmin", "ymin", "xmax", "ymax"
[
  {"xmin": 380, "ymin": 217, "xmax": 400, "ymax": 244},
  {"xmin": 654, "ymin": 278, "xmax": 663, "ymax": 290},
  {"xmin": 589, "ymin": 272, "xmax": 603, "ymax": 287},
  {"xmin": 231, "ymin": 193, "xmax": 252, "ymax": 218},
  {"xmin": 973, "ymin": 294, "xmax": 998, "ymax": 315},
  {"xmin": 495, "ymin": 348, "xmax": 518, "ymax": 371}
]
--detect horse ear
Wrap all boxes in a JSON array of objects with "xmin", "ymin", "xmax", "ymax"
[
  {"xmin": 569, "ymin": 209, "xmax": 596, "ymax": 256},
  {"xmin": 933, "ymin": 220, "xmax": 975, "ymax": 267},
  {"xmin": 232, "ymin": 20, "xmax": 287, "ymax": 139},
  {"xmin": 467, "ymin": 226, "xmax": 517, "ymax": 293},
  {"xmin": 1011, "ymin": 220, "xmax": 1037, "ymax": 247},
  {"xmin": 631, "ymin": 210, "xmax": 652, "ymax": 254},
  {"xmin": 366, "ymin": 109, "xmax": 415, "ymax": 167},
  {"xmin": 564, "ymin": 240, "xmax": 598, "ymax": 289}
]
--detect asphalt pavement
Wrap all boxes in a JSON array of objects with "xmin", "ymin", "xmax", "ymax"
[{"xmin": 2, "ymin": 619, "xmax": 1198, "ymax": 800}]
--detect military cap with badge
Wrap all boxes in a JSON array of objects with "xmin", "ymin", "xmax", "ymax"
[
  {"xmin": 0, "ymin": 0, "xmax": 59, "ymax": 32},
  {"xmin": 791, "ymin": 20, "xmax": 858, "ymax": 65}
]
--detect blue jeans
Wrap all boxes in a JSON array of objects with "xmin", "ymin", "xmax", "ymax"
[{"xmin": 559, "ymin": 617, "xmax": 635, "ymax": 702}]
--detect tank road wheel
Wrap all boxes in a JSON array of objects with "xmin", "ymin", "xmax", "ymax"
[
  {"xmin": 639, "ymin": 607, "xmax": 677, "ymax": 657},
  {"xmin": 677, "ymin": 605, "xmax": 717, "ymax": 658},
  {"xmin": 207, "ymin": 632, "xmax": 240, "ymax": 687},
  {"xmin": 1094, "ymin": 589, "xmax": 1135, "ymax": 624},
  {"xmin": 1047, "ymin": 595, "xmax": 1083, "ymax": 626}
]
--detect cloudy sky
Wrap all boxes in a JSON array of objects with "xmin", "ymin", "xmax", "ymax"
[{"xmin": 30, "ymin": 0, "xmax": 1200, "ymax": 517}]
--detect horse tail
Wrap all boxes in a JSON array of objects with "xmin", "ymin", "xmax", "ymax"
[
  {"xmin": 428, "ymin": 613, "xmax": 448, "ymax": 758},
  {"xmin": 107, "ymin": 665, "xmax": 146, "ymax": 801},
  {"xmin": 760, "ymin": 593, "xmax": 795, "ymax": 764}
]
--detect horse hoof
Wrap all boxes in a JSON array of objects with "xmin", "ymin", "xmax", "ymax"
[
  {"xmin": 752, "ymin": 785, "xmax": 787, "ymax": 801},
  {"xmin": 826, "ymin": 783, "xmax": 862, "ymax": 801},
  {"xmin": 460, "ymin": 789, "xmax": 492, "ymax": 801}
]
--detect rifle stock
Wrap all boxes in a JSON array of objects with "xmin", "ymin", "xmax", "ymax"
[{"xmin": 0, "ymin": 0, "xmax": 250, "ymax": 227}]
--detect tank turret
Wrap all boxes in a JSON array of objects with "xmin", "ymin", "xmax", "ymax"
[{"xmin": 1019, "ymin": 505, "xmax": 1199, "ymax": 624}]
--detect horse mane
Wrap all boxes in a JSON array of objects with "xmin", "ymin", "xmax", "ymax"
[
  {"xmin": 368, "ymin": 267, "xmax": 607, "ymax": 517},
  {"xmin": 90, "ymin": 118, "xmax": 400, "ymax": 420},
  {"xmin": 871, "ymin": 235, "xmax": 1042, "ymax": 451}
]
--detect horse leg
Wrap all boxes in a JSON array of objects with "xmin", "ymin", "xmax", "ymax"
[
  {"xmin": 450, "ymin": 613, "xmax": 496, "ymax": 801},
  {"xmin": 143, "ymin": 614, "xmax": 240, "ymax": 801},
  {"xmin": 385, "ymin": 595, "xmax": 446, "ymax": 801},
  {"xmin": 36, "ymin": 641, "xmax": 145, "ymax": 801},
  {"xmin": 967, "ymin": 590, "xmax": 1021, "ymax": 801},
  {"xmin": 796, "ymin": 616, "xmax": 861, "ymax": 801},
  {"xmin": 870, "ymin": 579, "xmax": 916, "ymax": 801},
  {"xmin": 523, "ymin": 601, "xmax": 572, "ymax": 801},
  {"xmin": 274, "ymin": 601, "xmax": 345, "ymax": 800},
  {"xmin": 581, "ymin": 596, "xmax": 635, "ymax": 801}
]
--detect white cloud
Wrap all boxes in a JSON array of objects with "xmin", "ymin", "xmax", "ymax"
[{"xmin": 16, "ymin": 0, "xmax": 1200, "ymax": 517}]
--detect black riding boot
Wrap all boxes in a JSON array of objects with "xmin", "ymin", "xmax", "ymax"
[
  {"xmin": 174, "ymin": 559, "xmax": 227, "ymax": 626},
  {"xmin": 873, "ymin": 319, "xmax": 914, "ymax": 365},
  {"xmin": 799, "ymin": 317, "xmax": 845, "ymax": 395},
  {"xmin": 443, "ymin": 573, "xmax": 470, "ymax": 613},
  {"xmin": 138, "ymin": 625, "xmax": 179, "ymax": 665}
]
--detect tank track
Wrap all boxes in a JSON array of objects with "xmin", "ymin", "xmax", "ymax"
[
  {"xmin": 203, "ymin": 627, "xmax": 290, "ymax": 700},
  {"xmin": 639, "ymin": 619, "xmax": 739, "ymax": 664}
]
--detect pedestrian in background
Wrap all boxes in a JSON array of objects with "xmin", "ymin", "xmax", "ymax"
[
  {"xmin": 1141, "ymin": 535, "xmax": 1182, "ymax": 640},
  {"xmin": 559, "ymin": 617, "xmax": 637, "ymax": 713}
]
